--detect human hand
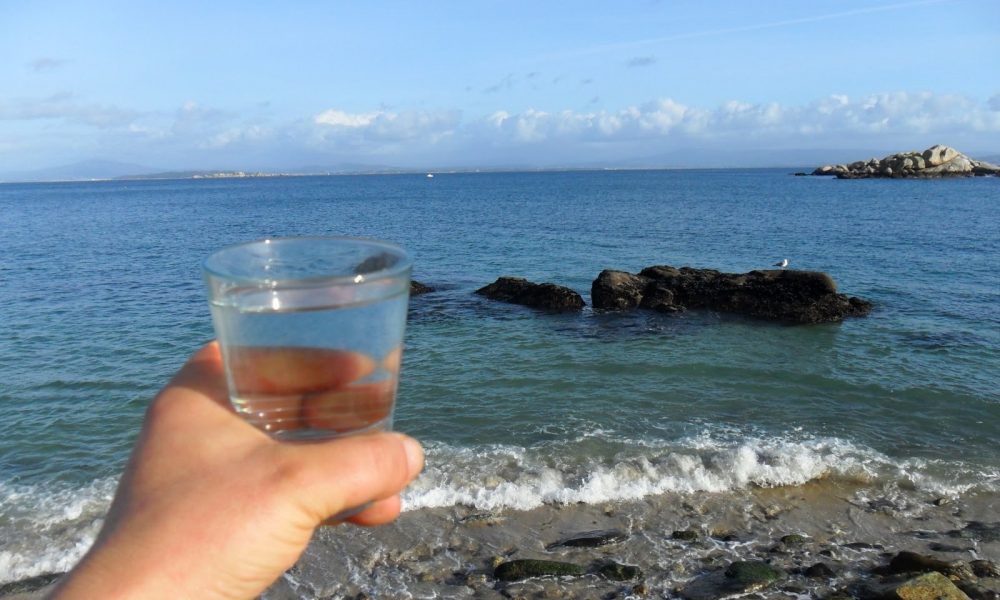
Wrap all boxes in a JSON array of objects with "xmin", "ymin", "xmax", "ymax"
[{"xmin": 51, "ymin": 342, "xmax": 424, "ymax": 600}]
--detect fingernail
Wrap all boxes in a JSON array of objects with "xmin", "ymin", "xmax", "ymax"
[{"xmin": 401, "ymin": 436, "xmax": 424, "ymax": 475}]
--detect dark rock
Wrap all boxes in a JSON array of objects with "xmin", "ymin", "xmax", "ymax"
[
  {"xmin": 948, "ymin": 522, "xmax": 1000, "ymax": 543},
  {"xmin": 592, "ymin": 270, "xmax": 649, "ymax": 310},
  {"xmin": 725, "ymin": 561, "xmax": 785, "ymax": 586},
  {"xmin": 970, "ymin": 560, "xmax": 1000, "ymax": 578},
  {"xmin": 930, "ymin": 542, "xmax": 970, "ymax": 553},
  {"xmin": 804, "ymin": 563, "xmax": 837, "ymax": 578},
  {"xmin": 958, "ymin": 582, "xmax": 1000, "ymax": 600},
  {"xmin": 546, "ymin": 529, "xmax": 628, "ymax": 550},
  {"xmin": 355, "ymin": 253, "xmax": 397, "ymax": 274},
  {"xmin": 410, "ymin": 280, "xmax": 434, "ymax": 295},
  {"xmin": 680, "ymin": 562, "xmax": 785, "ymax": 600},
  {"xmin": 885, "ymin": 551, "xmax": 975, "ymax": 581},
  {"xmin": 592, "ymin": 265, "xmax": 871, "ymax": 324},
  {"xmin": 0, "ymin": 573, "xmax": 62, "ymax": 596},
  {"xmin": 781, "ymin": 534, "xmax": 808, "ymax": 546},
  {"xmin": 493, "ymin": 559, "xmax": 586, "ymax": 581},
  {"xmin": 597, "ymin": 561, "xmax": 644, "ymax": 581},
  {"xmin": 672, "ymin": 529, "xmax": 700, "ymax": 541},
  {"xmin": 475, "ymin": 277, "xmax": 584, "ymax": 311}
]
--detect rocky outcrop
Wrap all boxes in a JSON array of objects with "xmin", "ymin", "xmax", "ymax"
[
  {"xmin": 410, "ymin": 280, "xmax": 434, "ymax": 295},
  {"xmin": 475, "ymin": 277, "xmax": 585, "ymax": 311},
  {"xmin": 812, "ymin": 145, "xmax": 1000, "ymax": 178},
  {"xmin": 591, "ymin": 266, "xmax": 872, "ymax": 324}
]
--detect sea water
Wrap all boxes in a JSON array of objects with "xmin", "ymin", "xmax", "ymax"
[
  {"xmin": 209, "ymin": 286, "xmax": 409, "ymax": 440},
  {"xmin": 1, "ymin": 170, "xmax": 998, "ymax": 586}
]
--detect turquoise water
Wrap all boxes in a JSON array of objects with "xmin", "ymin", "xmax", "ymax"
[{"xmin": 1, "ymin": 170, "xmax": 998, "ymax": 579}]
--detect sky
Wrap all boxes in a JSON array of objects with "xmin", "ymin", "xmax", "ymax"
[{"xmin": 2, "ymin": 0, "xmax": 999, "ymax": 173}]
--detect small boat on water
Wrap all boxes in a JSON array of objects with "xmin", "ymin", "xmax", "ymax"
[{"xmin": 426, "ymin": 173, "xmax": 434, "ymax": 178}]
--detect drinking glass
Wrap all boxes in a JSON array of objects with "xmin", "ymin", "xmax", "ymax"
[{"xmin": 203, "ymin": 237, "xmax": 411, "ymax": 442}]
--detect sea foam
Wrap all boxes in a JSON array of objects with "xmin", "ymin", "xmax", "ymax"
[
  {"xmin": 0, "ymin": 477, "xmax": 116, "ymax": 583},
  {"xmin": 402, "ymin": 429, "xmax": 996, "ymax": 511}
]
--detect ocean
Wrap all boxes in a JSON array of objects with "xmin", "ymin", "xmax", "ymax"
[{"xmin": 1, "ymin": 170, "xmax": 998, "ymax": 597}]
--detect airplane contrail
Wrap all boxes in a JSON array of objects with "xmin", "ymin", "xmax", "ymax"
[{"xmin": 548, "ymin": 0, "xmax": 959, "ymax": 60}]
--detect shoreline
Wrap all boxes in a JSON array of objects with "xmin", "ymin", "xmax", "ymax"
[
  {"xmin": 3, "ymin": 480, "xmax": 997, "ymax": 598},
  {"xmin": 290, "ymin": 481, "xmax": 999, "ymax": 598}
]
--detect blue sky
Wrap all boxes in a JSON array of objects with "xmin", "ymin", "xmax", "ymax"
[{"xmin": 2, "ymin": 0, "xmax": 998, "ymax": 172}]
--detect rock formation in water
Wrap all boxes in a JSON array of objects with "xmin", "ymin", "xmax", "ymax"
[
  {"xmin": 812, "ymin": 145, "xmax": 1000, "ymax": 179},
  {"xmin": 475, "ymin": 277, "xmax": 585, "ymax": 311},
  {"xmin": 410, "ymin": 280, "xmax": 434, "ymax": 295},
  {"xmin": 591, "ymin": 266, "xmax": 872, "ymax": 324}
]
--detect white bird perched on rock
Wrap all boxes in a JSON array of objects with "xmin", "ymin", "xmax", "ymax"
[{"xmin": 774, "ymin": 258, "xmax": 789, "ymax": 269}]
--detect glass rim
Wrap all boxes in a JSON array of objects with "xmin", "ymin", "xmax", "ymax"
[{"xmin": 203, "ymin": 235, "xmax": 412, "ymax": 287}]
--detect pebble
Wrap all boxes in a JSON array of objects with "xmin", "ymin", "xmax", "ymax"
[{"xmin": 546, "ymin": 529, "xmax": 628, "ymax": 550}]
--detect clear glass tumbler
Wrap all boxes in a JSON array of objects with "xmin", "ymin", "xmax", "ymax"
[{"xmin": 203, "ymin": 237, "xmax": 411, "ymax": 442}]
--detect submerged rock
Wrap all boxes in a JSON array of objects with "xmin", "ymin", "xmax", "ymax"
[
  {"xmin": 591, "ymin": 266, "xmax": 871, "ymax": 324},
  {"xmin": 725, "ymin": 560, "xmax": 785, "ymax": 586},
  {"xmin": 597, "ymin": 561, "xmax": 644, "ymax": 581},
  {"xmin": 780, "ymin": 533, "xmax": 809, "ymax": 546},
  {"xmin": 804, "ymin": 562, "xmax": 837, "ymax": 579},
  {"xmin": 971, "ymin": 560, "xmax": 1000, "ymax": 578},
  {"xmin": 493, "ymin": 559, "xmax": 586, "ymax": 581},
  {"xmin": 475, "ymin": 277, "xmax": 584, "ymax": 311},
  {"xmin": 410, "ymin": 280, "xmax": 434, "ymax": 295},
  {"xmin": 948, "ymin": 521, "xmax": 1000, "ymax": 543},
  {"xmin": 886, "ymin": 551, "xmax": 974, "ymax": 580},
  {"xmin": 958, "ymin": 582, "xmax": 1000, "ymax": 600},
  {"xmin": 672, "ymin": 529, "xmax": 700, "ymax": 541},
  {"xmin": 812, "ymin": 145, "xmax": 1000, "ymax": 179},
  {"xmin": 868, "ymin": 572, "xmax": 972, "ymax": 600},
  {"xmin": 546, "ymin": 529, "xmax": 628, "ymax": 550},
  {"xmin": 680, "ymin": 561, "xmax": 785, "ymax": 600}
]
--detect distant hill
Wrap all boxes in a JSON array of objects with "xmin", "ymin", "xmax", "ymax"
[{"xmin": 0, "ymin": 159, "xmax": 159, "ymax": 182}]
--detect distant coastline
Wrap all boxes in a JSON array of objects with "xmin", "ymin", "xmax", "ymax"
[
  {"xmin": 3, "ymin": 150, "xmax": 999, "ymax": 184},
  {"xmin": 115, "ymin": 170, "xmax": 320, "ymax": 181}
]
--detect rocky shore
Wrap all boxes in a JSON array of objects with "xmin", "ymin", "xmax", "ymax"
[
  {"xmin": 811, "ymin": 145, "xmax": 1000, "ymax": 179},
  {"xmin": 5, "ymin": 483, "xmax": 997, "ymax": 599},
  {"xmin": 287, "ymin": 483, "xmax": 997, "ymax": 600}
]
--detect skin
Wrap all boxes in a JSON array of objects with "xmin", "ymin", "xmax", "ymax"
[{"xmin": 50, "ymin": 342, "xmax": 424, "ymax": 600}]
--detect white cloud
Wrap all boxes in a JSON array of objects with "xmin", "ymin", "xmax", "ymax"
[
  {"xmin": 314, "ymin": 109, "xmax": 382, "ymax": 128},
  {"xmin": 313, "ymin": 108, "xmax": 461, "ymax": 145},
  {"xmin": 4, "ymin": 90, "xmax": 998, "ymax": 170}
]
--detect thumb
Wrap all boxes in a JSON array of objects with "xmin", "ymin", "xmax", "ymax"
[{"xmin": 279, "ymin": 432, "xmax": 424, "ymax": 523}]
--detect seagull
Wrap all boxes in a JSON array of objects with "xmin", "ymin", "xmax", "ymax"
[{"xmin": 774, "ymin": 258, "xmax": 789, "ymax": 269}]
